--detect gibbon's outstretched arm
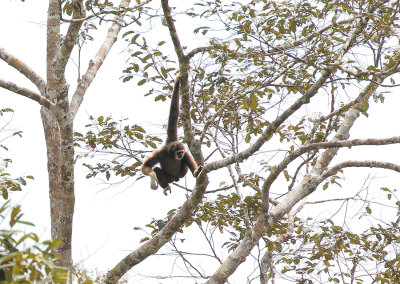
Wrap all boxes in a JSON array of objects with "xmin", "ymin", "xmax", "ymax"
[
  {"xmin": 183, "ymin": 152, "xmax": 202, "ymax": 177},
  {"xmin": 166, "ymin": 76, "xmax": 181, "ymax": 144}
]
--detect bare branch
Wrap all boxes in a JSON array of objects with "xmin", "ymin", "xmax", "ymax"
[
  {"xmin": 0, "ymin": 47, "xmax": 46, "ymax": 94},
  {"xmin": 161, "ymin": 0, "xmax": 185, "ymax": 64},
  {"xmin": 0, "ymin": 79, "xmax": 55, "ymax": 109},
  {"xmin": 320, "ymin": 160, "xmax": 400, "ymax": 181},
  {"xmin": 69, "ymin": 0, "xmax": 132, "ymax": 119},
  {"xmin": 186, "ymin": 46, "xmax": 214, "ymax": 60}
]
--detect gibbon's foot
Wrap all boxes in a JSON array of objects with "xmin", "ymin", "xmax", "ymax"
[
  {"xmin": 194, "ymin": 165, "xmax": 203, "ymax": 177},
  {"xmin": 163, "ymin": 185, "xmax": 172, "ymax": 196},
  {"xmin": 150, "ymin": 171, "xmax": 159, "ymax": 190}
]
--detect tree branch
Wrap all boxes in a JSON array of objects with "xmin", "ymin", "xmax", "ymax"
[
  {"xmin": 0, "ymin": 47, "xmax": 46, "ymax": 94},
  {"xmin": 55, "ymin": 0, "xmax": 86, "ymax": 74},
  {"xmin": 69, "ymin": 0, "xmax": 133, "ymax": 119},
  {"xmin": 320, "ymin": 160, "xmax": 400, "ymax": 181},
  {"xmin": 161, "ymin": 0, "xmax": 185, "ymax": 64},
  {"xmin": 186, "ymin": 46, "xmax": 214, "ymax": 60},
  {"xmin": 104, "ymin": 173, "xmax": 209, "ymax": 283},
  {"xmin": 0, "ymin": 79, "xmax": 55, "ymax": 109}
]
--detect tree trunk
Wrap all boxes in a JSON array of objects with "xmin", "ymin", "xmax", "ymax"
[{"xmin": 41, "ymin": 107, "xmax": 74, "ymax": 267}]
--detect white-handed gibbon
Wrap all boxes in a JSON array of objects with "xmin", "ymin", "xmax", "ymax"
[{"xmin": 142, "ymin": 76, "xmax": 203, "ymax": 195}]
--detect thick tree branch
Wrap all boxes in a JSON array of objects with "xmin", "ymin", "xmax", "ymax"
[
  {"xmin": 104, "ymin": 173, "xmax": 208, "ymax": 283},
  {"xmin": 47, "ymin": 0, "xmax": 61, "ymax": 90},
  {"xmin": 0, "ymin": 47, "xmax": 46, "ymax": 94},
  {"xmin": 69, "ymin": 0, "xmax": 132, "ymax": 119},
  {"xmin": 161, "ymin": 0, "xmax": 185, "ymax": 64},
  {"xmin": 0, "ymin": 79, "xmax": 55, "ymax": 109},
  {"xmin": 186, "ymin": 46, "xmax": 214, "ymax": 60}
]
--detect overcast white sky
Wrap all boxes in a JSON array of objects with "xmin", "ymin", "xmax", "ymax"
[{"xmin": 1, "ymin": 1, "xmax": 400, "ymax": 283}]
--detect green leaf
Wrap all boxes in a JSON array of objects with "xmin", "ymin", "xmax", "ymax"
[
  {"xmin": 138, "ymin": 79, "xmax": 146, "ymax": 86},
  {"xmin": 2, "ymin": 188, "xmax": 8, "ymax": 200},
  {"xmin": 283, "ymin": 169, "xmax": 290, "ymax": 181},
  {"xmin": 18, "ymin": 177, "xmax": 26, "ymax": 186},
  {"xmin": 0, "ymin": 251, "xmax": 19, "ymax": 263}
]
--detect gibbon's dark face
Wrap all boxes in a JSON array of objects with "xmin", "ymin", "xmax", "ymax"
[
  {"xmin": 175, "ymin": 149, "xmax": 185, "ymax": 160},
  {"xmin": 168, "ymin": 141, "xmax": 186, "ymax": 160}
]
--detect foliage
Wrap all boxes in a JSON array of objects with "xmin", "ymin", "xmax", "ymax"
[
  {"xmin": 0, "ymin": 108, "xmax": 33, "ymax": 200},
  {"xmin": 74, "ymin": 115, "xmax": 161, "ymax": 181},
  {"xmin": 276, "ymin": 218, "xmax": 400, "ymax": 283},
  {"xmin": 0, "ymin": 200, "xmax": 65, "ymax": 283}
]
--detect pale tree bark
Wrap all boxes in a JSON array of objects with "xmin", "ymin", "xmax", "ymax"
[
  {"xmin": 0, "ymin": 0, "xmax": 136, "ymax": 268},
  {"xmin": 43, "ymin": 0, "xmax": 85, "ymax": 267}
]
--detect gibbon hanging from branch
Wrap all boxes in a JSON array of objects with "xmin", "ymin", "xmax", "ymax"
[{"xmin": 141, "ymin": 76, "xmax": 203, "ymax": 195}]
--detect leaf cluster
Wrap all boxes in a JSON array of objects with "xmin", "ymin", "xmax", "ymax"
[
  {"xmin": 277, "ymin": 218, "xmax": 400, "ymax": 283},
  {"xmin": 0, "ymin": 201, "xmax": 64, "ymax": 283},
  {"xmin": 74, "ymin": 115, "xmax": 161, "ymax": 181},
  {"xmin": 0, "ymin": 109, "xmax": 34, "ymax": 200}
]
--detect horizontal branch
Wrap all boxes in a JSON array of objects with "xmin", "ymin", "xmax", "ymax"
[
  {"xmin": 0, "ymin": 79, "xmax": 55, "ymax": 109},
  {"xmin": 0, "ymin": 47, "xmax": 46, "ymax": 94},
  {"xmin": 310, "ymin": 136, "xmax": 400, "ymax": 149},
  {"xmin": 186, "ymin": 46, "xmax": 214, "ymax": 59},
  {"xmin": 61, "ymin": 0, "xmax": 151, "ymax": 23},
  {"xmin": 321, "ymin": 160, "xmax": 400, "ymax": 181},
  {"xmin": 262, "ymin": 136, "xmax": 400, "ymax": 196}
]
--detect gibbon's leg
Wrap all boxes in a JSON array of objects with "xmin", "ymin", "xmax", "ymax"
[
  {"xmin": 163, "ymin": 185, "xmax": 172, "ymax": 195},
  {"xmin": 142, "ymin": 149, "xmax": 163, "ymax": 190},
  {"xmin": 154, "ymin": 167, "xmax": 175, "ymax": 195},
  {"xmin": 149, "ymin": 171, "xmax": 158, "ymax": 190}
]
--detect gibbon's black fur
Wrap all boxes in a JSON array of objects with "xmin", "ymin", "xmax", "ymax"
[{"xmin": 142, "ymin": 76, "xmax": 202, "ymax": 195}]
